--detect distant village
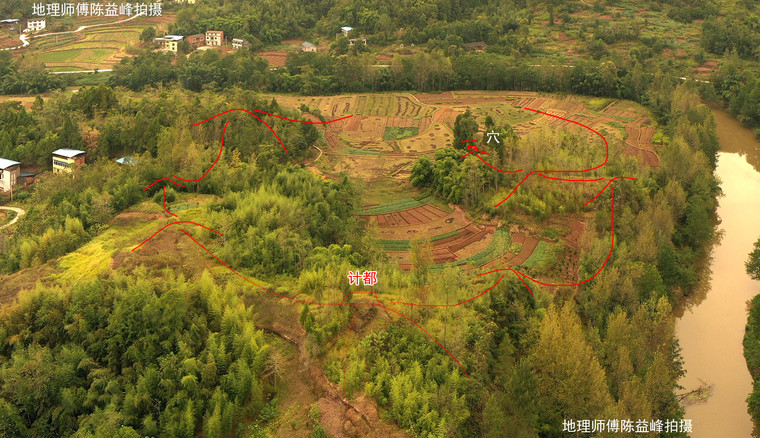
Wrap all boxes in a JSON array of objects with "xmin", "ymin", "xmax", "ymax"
[
  {"xmin": 0, "ymin": 17, "xmax": 47, "ymax": 33},
  {"xmin": 154, "ymin": 26, "xmax": 371, "ymax": 56},
  {"xmin": 153, "ymin": 30, "xmax": 248, "ymax": 53}
]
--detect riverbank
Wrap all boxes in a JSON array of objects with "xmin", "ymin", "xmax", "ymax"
[{"xmin": 676, "ymin": 109, "xmax": 760, "ymax": 437}]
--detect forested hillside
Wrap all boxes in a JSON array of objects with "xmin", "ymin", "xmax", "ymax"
[
  {"xmin": 0, "ymin": 82, "xmax": 718, "ymax": 436},
  {"xmin": 0, "ymin": 0, "xmax": 741, "ymax": 436}
]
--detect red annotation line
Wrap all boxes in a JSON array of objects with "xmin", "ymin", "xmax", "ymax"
[
  {"xmin": 162, "ymin": 186, "xmax": 177, "ymax": 217},
  {"xmin": 390, "ymin": 274, "xmax": 507, "ymax": 307},
  {"xmin": 172, "ymin": 121, "xmax": 229, "ymax": 183},
  {"xmin": 170, "ymin": 229, "xmax": 472, "ymax": 378},
  {"xmin": 191, "ymin": 108, "xmax": 354, "ymax": 154},
  {"xmin": 145, "ymin": 108, "xmax": 355, "ymax": 190},
  {"xmin": 491, "ymin": 107, "xmax": 610, "ymax": 207},
  {"xmin": 534, "ymin": 173, "xmax": 638, "ymax": 206},
  {"xmin": 460, "ymin": 139, "xmax": 524, "ymax": 173},
  {"xmin": 479, "ymin": 187, "xmax": 617, "ymax": 293},
  {"xmin": 192, "ymin": 108, "xmax": 354, "ymax": 126},
  {"xmin": 131, "ymin": 221, "xmax": 223, "ymax": 252},
  {"xmin": 583, "ymin": 176, "xmax": 636, "ymax": 207},
  {"xmin": 144, "ymin": 178, "xmax": 186, "ymax": 191},
  {"xmin": 340, "ymin": 291, "xmax": 382, "ymax": 304}
]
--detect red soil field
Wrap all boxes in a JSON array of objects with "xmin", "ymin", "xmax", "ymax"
[{"xmin": 257, "ymin": 51, "xmax": 288, "ymax": 67}]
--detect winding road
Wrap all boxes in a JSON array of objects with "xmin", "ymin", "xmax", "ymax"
[
  {"xmin": 0, "ymin": 206, "xmax": 25, "ymax": 229},
  {"xmin": 1, "ymin": 14, "xmax": 141, "ymax": 51}
]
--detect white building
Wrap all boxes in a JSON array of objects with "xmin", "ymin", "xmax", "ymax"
[
  {"xmin": 232, "ymin": 38, "xmax": 251, "ymax": 49},
  {"xmin": 25, "ymin": 18, "xmax": 45, "ymax": 32},
  {"xmin": 341, "ymin": 26, "xmax": 353, "ymax": 37},
  {"xmin": 206, "ymin": 30, "xmax": 224, "ymax": 46},
  {"xmin": 0, "ymin": 158, "xmax": 20, "ymax": 192},
  {"xmin": 154, "ymin": 35, "xmax": 184, "ymax": 52}
]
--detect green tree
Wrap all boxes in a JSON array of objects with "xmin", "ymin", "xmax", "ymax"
[
  {"xmin": 140, "ymin": 26, "xmax": 156, "ymax": 44},
  {"xmin": 530, "ymin": 303, "xmax": 613, "ymax": 431},
  {"xmin": 748, "ymin": 236, "xmax": 760, "ymax": 280},
  {"xmin": 453, "ymin": 109, "xmax": 478, "ymax": 149}
]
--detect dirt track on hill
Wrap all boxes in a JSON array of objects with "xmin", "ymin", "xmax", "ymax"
[{"xmin": 254, "ymin": 300, "xmax": 409, "ymax": 438}]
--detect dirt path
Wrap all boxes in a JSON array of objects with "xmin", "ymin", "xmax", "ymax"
[
  {"xmin": 2, "ymin": 14, "xmax": 142, "ymax": 52},
  {"xmin": 255, "ymin": 300, "xmax": 409, "ymax": 438},
  {"xmin": 306, "ymin": 145, "xmax": 323, "ymax": 164},
  {"xmin": 0, "ymin": 206, "xmax": 24, "ymax": 229}
]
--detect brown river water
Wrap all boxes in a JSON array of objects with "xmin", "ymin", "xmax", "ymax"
[{"xmin": 675, "ymin": 109, "xmax": 760, "ymax": 437}]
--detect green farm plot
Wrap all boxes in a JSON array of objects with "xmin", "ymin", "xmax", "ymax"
[
  {"xmin": 520, "ymin": 240, "xmax": 555, "ymax": 269},
  {"xmin": 168, "ymin": 203, "xmax": 200, "ymax": 213},
  {"xmin": 383, "ymin": 126, "xmax": 420, "ymax": 141},
  {"xmin": 86, "ymin": 29, "xmax": 141, "ymax": 41},
  {"xmin": 47, "ymin": 66, "xmax": 90, "ymax": 72},
  {"xmin": 65, "ymin": 41, "xmax": 125, "ymax": 50},
  {"xmin": 67, "ymin": 72, "xmax": 112, "ymax": 86},
  {"xmin": 586, "ymin": 98, "xmax": 612, "ymax": 111},
  {"xmin": 358, "ymin": 196, "xmax": 434, "ymax": 215},
  {"xmin": 40, "ymin": 48, "xmax": 115, "ymax": 64},
  {"xmin": 33, "ymin": 34, "xmax": 80, "ymax": 50},
  {"xmin": 343, "ymin": 147, "xmax": 382, "ymax": 155},
  {"xmin": 379, "ymin": 230, "xmax": 460, "ymax": 251},
  {"xmin": 432, "ymin": 228, "xmax": 511, "ymax": 269}
]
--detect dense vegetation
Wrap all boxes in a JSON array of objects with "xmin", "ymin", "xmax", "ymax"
[
  {"xmin": 0, "ymin": 0, "xmax": 743, "ymax": 435},
  {"xmin": 0, "ymin": 86, "xmax": 327, "ymax": 274},
  {"xmin": 745, "ymin": 236, "xmax": 760, "ymax": 429},
  {"xmin": 0, "ymin": 272, "xmax": 274, "ymax": 437},
  {"xmin": 0, "ymin": 88, "xmax": 376, "ymax": 436},
  {"xmin": 351, "ymin": 81, "xmax": 717, "ymax": 436},
  {"xmin": 0, "ymin": 52, "xmax": 64, "ymax": 95}
]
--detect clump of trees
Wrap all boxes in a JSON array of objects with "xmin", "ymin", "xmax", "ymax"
[
  {"xmin": 0, "ymin": 271, "xmax": 274, "ymax": 436},
  {"xmin": 0, "ymin": 52, "xmax": 64, "ymax": 95}
]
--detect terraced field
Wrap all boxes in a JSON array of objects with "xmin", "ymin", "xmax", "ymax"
[
  {"xmin": 28, "ymin": 14, "xmax": 173, "ymax": 71},
  {"xmin": 275, "ymin": 91, "xmax": 656, "ymax": 272}
]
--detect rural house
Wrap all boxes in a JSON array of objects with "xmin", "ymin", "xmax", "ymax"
[
  {"xmin": 186, "ymin": 33, "xmax": 205, "ymax": 47},
  {"xmin": 301, "ymin": 41, "xmax": 316, "ymax": 52},
  {"xmin": 24, "ymin": 18, "xmax": 45, "ymax": 32},
  {"xmin": 52, "ymin": 148, "xmax": 85, "ymax": 174},
  {"xmin": 0, "ymin": 19, "xmax": 19, "ymax": 31},
  {"xmin": 232, "ymin": 38, "xmax": 251, "ymax": 49},
  {"xmin": 162, "ymin": 35, "xmax": 184, "ymax": 52},
  {"xmin": 464, "ymin": 41, "xmax": 487, "ymax": 52},
  {"xmin": 0, "ymin": 158, "xmax": 20, "ymax": 192},
  {"xmin": 206, "ymin": 30, "xmax": 224, "ymax": 46},
  {"xmin": 341, "ymin": 26, "xmax": 353, "ymax": 37},
  {"xmin": 349, "ymin": 37, "xmax": 367, "ymax": 46}
]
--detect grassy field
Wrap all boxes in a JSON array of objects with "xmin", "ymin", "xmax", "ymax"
[
  {"xmin": 342, "ymin": 147, "xmax": 382, "ymax": 155},
  {"xmin": 520, "ymin": 240, "xmax": 555, "ymax": 269},
  {"xmin": 383, "ymin": 126, "xmax": 420, "ymax": 141},
  {"xmin": 40, "ymin": 48, "xmax": 115, "ymax": 64},
  {"xmin": 379, "ymin": 230, "xmax": 460, "ymax": 251},
  {"xmin": 28, "ymin": 15, "xmax": 171, "ymax": 71},
  {"xmin": 358, "ymin": 195, "xmax": 434, "ymax": 215}
]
